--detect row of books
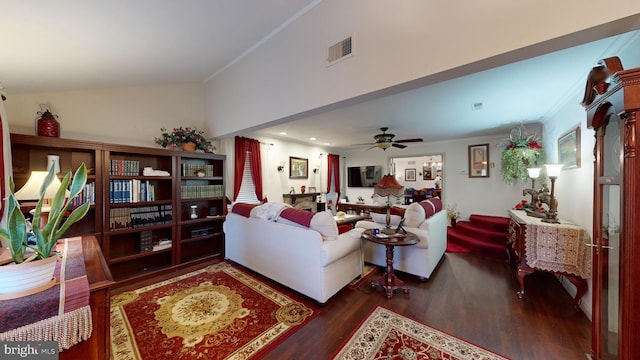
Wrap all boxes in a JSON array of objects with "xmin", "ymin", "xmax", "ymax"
[
  {"xmin": 181, "ymin": 163, "xmax": 216, "ymax": 177},
  {"xmin": 180, "ymin": 184, "xmax": 224, "ymax": 199},
  {"xmin": 68, "ymin": 182, "xmax": 96, "ymax": 206},
  {"xmin": 109, "ymin": 204, "xmax": 173, "ymax": 230},
  {"xmin": 109, "ymin": 179, "xmax": 156, "ymax": 203},
  {"xmin": 110, "ymin": 159, "xmax": 140, "ymax": 176}
]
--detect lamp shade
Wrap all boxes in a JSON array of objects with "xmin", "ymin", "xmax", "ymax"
[
  {"xmin": 14, "ymin": 171, "xmax": 63, "ymax": 201},
  {"xmin": 544, "ymin": 164, "xmax": 564, "ymax": 178},
  {"xmin": 374, "ymin": 174, "xmax": 403, "ymax": 197},
  {"xmin": 527, "ymin": 167, "xmax": 542, "ymax": 179}
]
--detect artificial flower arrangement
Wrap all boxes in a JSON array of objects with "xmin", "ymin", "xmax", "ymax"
[
  {"xmin": 154, "ymin": 127, "xmax": 215, "ymax": 152},
  {"xmin": 446, "ymin": 203, "xmax": 460, "ymax": 220},
  {"xmin": 500, "ymin": 125, "xmax": 544, "ymax": 184}
]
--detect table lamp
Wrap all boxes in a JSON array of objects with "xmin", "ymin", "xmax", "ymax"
[
  {"xmin": 14, "ymin": 170, "xmax": 65, "ymax": 227},
  {"xmin": 373, "ymin": 174, "xmax": 403, "ymax": 234},
  {"xmin": 541, "ymin": 164, "xmax": 563, "ymax": 224},
  {"xmin": 526, "ymin": 167, "xmax": 542, "ymax": 188}
]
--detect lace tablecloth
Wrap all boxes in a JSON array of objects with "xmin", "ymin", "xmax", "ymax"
[{"xmin": 509, "ymin": 210, "xmax": 591, "ymax": 279}]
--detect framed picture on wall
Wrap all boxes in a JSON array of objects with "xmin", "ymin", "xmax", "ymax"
[
  {"xmin": 423, "ymin": 166, "xmax": 433, "ymax": 180},
  {"xmin": 289, "ymin": 157, "xmax": 308, "ymax": 179},
  {"xmin": 468, "ymin": 144, "xmax": 490, "ymax": 178},
  {"xmin": 558, "ymin": 126, "xmax": 581, "ymax": 169},
  {"xmin": 405, "ymin": 168, "xmax": 416, "ymax": 181}
]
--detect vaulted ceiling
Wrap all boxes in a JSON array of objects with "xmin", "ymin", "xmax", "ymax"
[{"xmin": 2, "ymin": 1, "xmax": 639, "ymax": 151}]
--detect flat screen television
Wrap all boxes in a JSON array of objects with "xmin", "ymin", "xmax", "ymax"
[{"xmin": 347, "ymin": 165, "xmax": 383, "ymax": 187}]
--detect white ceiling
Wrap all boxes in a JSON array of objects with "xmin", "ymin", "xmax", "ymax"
[{"xmin": 1, "ymin": 1, "xmax": 638, "ymax": 151}]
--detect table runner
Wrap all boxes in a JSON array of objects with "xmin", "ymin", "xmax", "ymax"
[{"xmin": 0, "ymin": 237, "xmax": 92, "ymax": 351}]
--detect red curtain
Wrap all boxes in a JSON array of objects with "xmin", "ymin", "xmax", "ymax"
[
  {"xmin": 326, "ymin": 153, "xmax": 340, "ymax": 201},
  {"xmin": 233, "ymin": 136, "xmax": 263, "ymax": 201}
]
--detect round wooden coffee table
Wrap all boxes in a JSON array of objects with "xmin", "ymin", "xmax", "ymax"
[{"xmin": 361, "ymin": 229, "xmax": 418, "ymax": 299}]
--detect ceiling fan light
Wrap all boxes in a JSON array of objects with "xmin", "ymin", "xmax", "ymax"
[{"xmin": 377, "ymin": 142, "xmax": 392, "ymax": 149}]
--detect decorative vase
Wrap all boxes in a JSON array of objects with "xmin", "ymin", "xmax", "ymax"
[
  {"xmin": 301, "ymin": 187, "xmax": 306, "ymax": 194},
  {"xmin": 181, "ymin": 142, "xmax": 197, "ymax": 152},
  {"xmin": 0, "ymin": 254, "xmax": 58, "ymax": 300},
  {"xmin": 451, "ymin": 218, "xmax": 457, "ymax": 227}
]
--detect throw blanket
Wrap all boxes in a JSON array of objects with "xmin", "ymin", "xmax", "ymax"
[{"xmin": 0, "ymin": 237, "xmax": 92, "ymax": 351}]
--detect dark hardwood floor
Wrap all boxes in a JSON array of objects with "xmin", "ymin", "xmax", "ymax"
[{"xmin": 113, "ymin": 252, "xmax": 592, "ymax": 359}]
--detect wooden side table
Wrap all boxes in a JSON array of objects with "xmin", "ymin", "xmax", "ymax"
[{"xmin": 361, "ymin": 229, "xmax": 418, "ymax": 299}]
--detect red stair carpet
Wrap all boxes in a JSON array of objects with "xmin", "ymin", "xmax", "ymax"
[{"xmin": 446, "ymin": 214, "xmax": 510, "ymax": 261}]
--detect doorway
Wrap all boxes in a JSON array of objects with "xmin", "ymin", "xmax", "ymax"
[{"xmin": 391, "ymin": 154, "xmax": 444, "ymax": 204}]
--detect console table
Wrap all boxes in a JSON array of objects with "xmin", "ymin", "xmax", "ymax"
[
  {"xmin": 282, "ymin": 192, "xmax": 320, "ymax": 212},
  {"xmin": 507, "ymin": 209, "xmax": 591, "ymax": 310}
]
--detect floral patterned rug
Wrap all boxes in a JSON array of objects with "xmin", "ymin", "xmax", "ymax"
[
  {"xmin": 110, "ymin": 262, "xmax": 317, "ymax": 359},
  {"xmin": 332, "ymin": 306, "xmax": 510, "ymax": 360}
]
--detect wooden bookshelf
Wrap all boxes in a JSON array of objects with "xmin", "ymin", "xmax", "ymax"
[{"xmin": 9, "ymin": 134, "xmax": 227, "ymax": 286}]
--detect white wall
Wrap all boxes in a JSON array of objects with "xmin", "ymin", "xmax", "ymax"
[
  {"xmin": 4, "ymin": 83, "xmax": 206, "ymax": 148},
  {"xmin": 205, "ymin": 0, "xmax": 640, "ymax": 137}
]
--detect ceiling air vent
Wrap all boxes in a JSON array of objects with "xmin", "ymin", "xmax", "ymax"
[{"xmin": 327, "ymin": 36, "xmax": 352, "ymax": 66}]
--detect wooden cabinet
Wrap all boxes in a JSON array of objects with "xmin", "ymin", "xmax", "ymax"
[
  {"xmin": 583, "ymin": 57, "xmax": 640, "ymax": 359},
  {"xmin": 176, "ymin": 152, "xmax": 226, "ymax": 265},
  {"xmin": 102, "ymin": 145, "xmax": 177, "ymax": 283},
  {"xmin": 60, "ymin": 236, "xmax": 114, "ymax": 360},
  {"xmin": 9, "ymin": 134, "xmax": 227, "ymax": 286},
  {"xmin": 9, "ymin": 134, "xmax": 103, "ymax": 241}
]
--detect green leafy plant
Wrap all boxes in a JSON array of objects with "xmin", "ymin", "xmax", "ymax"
[
  {"xmin": 154, "ymin": 127, "xmax": 215, "ymax": 152},
  {"xmin": 0, "ymin": 163, "xmax": 91, "ymax": 264},
  {"xmin": 500, "ymin": 126, "xmax": 544, "ymax": 184}
]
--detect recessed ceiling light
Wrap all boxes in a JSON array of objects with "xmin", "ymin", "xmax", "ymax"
[
  {"xmin": 323, "ymin": 142, "xmax": 331, "ymax": 146},
  {"xmin": 309, "ymin": 137, "xmax": 317, "ymax": 141},
  {"xmin": 279, "ymin": 131, "xmax": 287, "ymax": 135}
]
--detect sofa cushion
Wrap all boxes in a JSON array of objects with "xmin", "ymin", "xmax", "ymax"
[
  {"xmin": 231, "ymin": 202, "xmax": 259, "ymax": 217},
  {"xmin": 390, "ymin": 206, "xmax": 406, "ymax": 217},
  {"xmin": 276, "ymin": 210, "xmax": 340, "ymax": 241},
  {"xmin": 419, "ymin": 197, "xmax": 443, "ymax": 219},
  {"xmin": 370, "ymin": 212, "xmax": 402, "ymax": 226}
]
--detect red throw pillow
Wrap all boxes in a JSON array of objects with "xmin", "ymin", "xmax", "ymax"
[
  {"xmin": 232, "ymin": 203, "xmax": 258, "ymax": 217},
  {"xmin": 279, "ymin": 208, "xmax": 314, "ymax": 227},
  {"xmin": 337, "ymin": 224, "xmax": 352, "ymax": 234},
  {"xmin": 419, "ymin": 197, "xmax": 442, "ymax": 219}
]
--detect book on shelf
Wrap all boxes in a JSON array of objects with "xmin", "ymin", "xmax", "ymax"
[
  {"xmin": 109, "ymin": 204, "xmax": 173, "ymax": 230},
  {"xmin": 181, "ymin": 163, "xmax": 215, "ymax": 177},
  {"xmin": 109, "ymin": 179, "xmax": 155, "ymax": 203},
  {"xmin": 110, "ymin": 159, "xmax": 140, "ymax": 176}
]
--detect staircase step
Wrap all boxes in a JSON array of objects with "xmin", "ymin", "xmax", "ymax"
[
  {"xmin": 447, "ymin": 227, "xmax": 508, "ymax": 261},
  {"xmin": 454, "ymin": 221, "xmax": 508, "ymax": 247},
  {"xmin": 469, "ymin": 214, "xmax": 510, "ymax": 233}
]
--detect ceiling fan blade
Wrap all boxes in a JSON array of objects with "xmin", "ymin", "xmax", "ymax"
[
  {"xmin": 351, "ymin": 142, "xmax": 376, "ymax": 146},
  {"xmin": 394, "ymin": 138, "xmax": 423, "ymax": 143},
  {"xmin": 392, "ymin": 143, "xmax": 407, "ymax": 149}
]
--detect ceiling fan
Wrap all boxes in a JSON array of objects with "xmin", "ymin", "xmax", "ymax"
[{"xmin": 357, "ymin": 127, "xmax": 423, "ymax": 150}]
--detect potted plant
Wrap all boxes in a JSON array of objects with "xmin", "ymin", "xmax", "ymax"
[
  {"xmin": 0, "ymin": 163, "xmax": 91, "ymax": 298},
  {"xmin": 446, "ymin": 203, "xmax": 460, "ymax": 227},
  {"xmin": 154, "ymin": 127, "xmax": 215, "ymax": 152},
  {"xmin": 500, "ymin": 125, "xmax": 544, "ymax": 184}
]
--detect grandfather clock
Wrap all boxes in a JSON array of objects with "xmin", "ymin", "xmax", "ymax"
[{"xmin": 582, "ymin": 57, "xmax": 640, "ymax": 359}]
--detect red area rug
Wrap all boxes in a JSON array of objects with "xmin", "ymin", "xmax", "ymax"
[
  {"xmin": 110, "ymin": 262, "xmax": 318, "ymax": 359},
  {"xmin": 332, "ymin": 306, "xmax": 510, "ymax": 360}
]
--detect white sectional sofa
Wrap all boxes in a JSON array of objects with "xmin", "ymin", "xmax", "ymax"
[
  {"xmin": 223, "ymin": 202, "xmax": 364, "ymax": 304},
  {"xmin": 355, "ymin": 198, "xmax": 447, "ymax": 280}
]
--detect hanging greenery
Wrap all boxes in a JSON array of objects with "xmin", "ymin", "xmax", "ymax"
[{"xmin": 500, "ymin": 125, "xmax": 545, "ymax": 184}]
